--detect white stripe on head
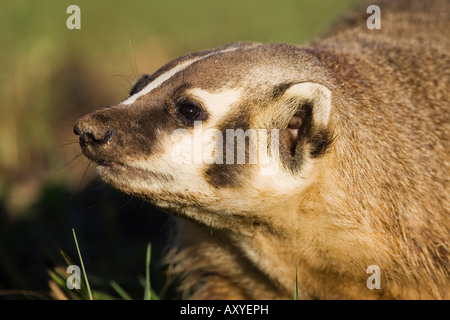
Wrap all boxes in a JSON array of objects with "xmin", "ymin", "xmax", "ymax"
[{"xmin": 122, "ymin": 47, "xmax": 240, "ymax": 105}]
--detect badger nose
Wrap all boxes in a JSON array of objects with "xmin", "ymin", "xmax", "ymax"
[{"xmin": 74, "ymin": 122, "xmax": 114, "ymax": 148}]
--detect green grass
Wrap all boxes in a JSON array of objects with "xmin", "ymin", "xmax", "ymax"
[
  {"xmin": 72, "ymin": 228, "xmax": 93, "ymax": 300},
  {"xmin": 110, "ymin": 280, "xmax": 133, "ymax": 300},
  {"xmin": 144, "ymin": 243, "xmax": 152, "ymax": 300},
  {"xmin": 50, "ymin": 230, "xmax": 160, "ymax": 300}
]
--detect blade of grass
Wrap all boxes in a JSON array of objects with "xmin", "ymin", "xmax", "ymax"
[
  {"xmin": 294, "ymin": 258, "xmax": 299, "ymax": 300},
  {"xmin": 48, "ymin": 270, "xmax": 67, "ymax": 288},
  {"xmin": 110, "ymin": 280, "xmax": 133, "ymax": 300},
  {"xmin": 59, "ymin": 249, "xmax": 74, "ymax": 267},
  {"xmin": 48, "ymin": 268, "xmax": 81, "ymax": 300},
  {"xmin": 144, "ymin": 243, "xmax": 151, "ymax": 300},
  {"xmin": 91, "ymin": 289, "xmax": 118, "ymax": 300},
  {"xmin": 72, "ymin": 228, "xmax": 93, "ymax": 300},
  {"xmin": 138, "ymin": 275, "xmax": 161, "ymax": 300}
]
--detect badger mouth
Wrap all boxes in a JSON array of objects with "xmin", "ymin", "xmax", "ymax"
[
  {"xmin": 94, "ymin": 159, "xmax": 184, "ymax": 209},
  {"xmin": 95, "ymin": 159, "xmax": 174, "ymax": 183},
  {"xmin": 97, "ymin": 160, "xmax": 147, "ymax": 177}
]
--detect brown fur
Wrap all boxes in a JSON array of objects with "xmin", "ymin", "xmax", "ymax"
[{"xmin": 75, "ymin": 0, "xmax": 449, "ymax": 299}]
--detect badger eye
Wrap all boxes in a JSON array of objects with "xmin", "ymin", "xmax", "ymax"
[{"xmin": 176, "ymin": 101, "xmax": 201, "ymax": 121}]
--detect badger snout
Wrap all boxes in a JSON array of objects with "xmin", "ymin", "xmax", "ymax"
[
  {"xmin": 73, "ymin": 111, "xmax": 117, "ymax": 164},
  {"xmin": 74, "ymin": 122, "xmax": 113, "ymax": 148}
]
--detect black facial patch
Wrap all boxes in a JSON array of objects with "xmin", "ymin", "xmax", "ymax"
[
  {"xmin": 126, "ymin": 105, "xmax": 179, "ymax": 157},
  {"xmin": 309, "ymin": 129, "xmax": 334, "ymax": 158},
  {"xmin": 129, "ymin": 75, "xmax": 152, "ymax": 96},
  {"xmin": 204, "ymin": 164, "xmax": 247, "ymax": 188},
  {"xmin": 203, "ymin": 110, "xmax": 254, "ymax": 188}
]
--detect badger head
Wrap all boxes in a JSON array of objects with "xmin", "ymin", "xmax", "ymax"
[{"xmin": 74, "ymin": 42, "xmax": 335, "ymax": 229}]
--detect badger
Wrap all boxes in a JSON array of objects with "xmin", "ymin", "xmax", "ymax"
[{"xmin": 74, "ymin": 0, "xmax": 449, "ymax": 299}]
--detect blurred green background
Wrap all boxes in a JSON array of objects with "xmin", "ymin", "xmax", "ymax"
[{"xmin": 0, "ymin": 0, "xmax": 359, "ymax": 299}]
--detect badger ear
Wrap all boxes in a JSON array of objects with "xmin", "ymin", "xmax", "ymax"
[
  {"xmin": 282, "ymin": 82, "xmax": 332, "ymax": 127},
  {"xmin": 278, "ymin": 82, "xmax": 333, "ymax": 161}
]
